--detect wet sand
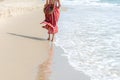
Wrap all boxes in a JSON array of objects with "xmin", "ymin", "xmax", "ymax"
[
  {"xmin": 38, "ymin": 45, "xmax": 91, "ymax": 80},
  {"xmin": 53, "ymin": 46, "xmax": 91, "ymax": 80}
]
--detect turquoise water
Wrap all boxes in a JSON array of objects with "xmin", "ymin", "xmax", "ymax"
[
  {"xmin": 56, "ymin": 0, "xmax": 120, "ymax": 80},
  {"xmin": 62, "ymin": 0, "xmax": 120, "ymax": 6},
  {"xmin": 100, "ymin": 0, "xmax": 120, "ymax": 4}
]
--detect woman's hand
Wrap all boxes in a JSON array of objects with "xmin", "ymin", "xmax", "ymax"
[
  {"xmin": 58, "ymin": 0, "xmax": 61, "ymax": 8},
  {"xmin": 58, "ymin": 4, "xmax": 61, "ymax": 8},
  {"xmin": 44, "ymin": 4, "xmax": 48, "ymax": 8},
  {"xmin": 45, "ymin": 0, "xmax": 48, "ymax": 7}
]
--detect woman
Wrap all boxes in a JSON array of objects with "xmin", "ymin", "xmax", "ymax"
[{"xmin": 40, "ymin": 0, "xmax": 61, "ymax": 42}]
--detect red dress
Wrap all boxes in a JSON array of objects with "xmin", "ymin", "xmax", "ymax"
[{"xmin": 40, "ymin": 1, "xmax": 60, "ymax": 34}]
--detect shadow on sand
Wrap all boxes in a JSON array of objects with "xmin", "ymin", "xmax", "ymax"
[{"xmin": 7, "ymin": 32, "xmax": 47, "ymax": 41}]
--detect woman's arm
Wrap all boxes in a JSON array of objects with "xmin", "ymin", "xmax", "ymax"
[
  {"xmin": 44, "ymin": 0, "xmax": 49, "ymax": 7},
  {"xmin": 58, "ymin": 0, "xmax": 61, "ymax": 8},
  {"xmin": 46, "ymin": 0, "xmax": 49, "ymax": 4}
]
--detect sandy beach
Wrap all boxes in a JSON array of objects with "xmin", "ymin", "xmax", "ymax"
[
  {"xmin": 0, "ymin": 1, "xmax": 90, "ymax": 80},
  {"xmin": 0, "ymin": 4, "xmax": 50, "ymax": 80}
]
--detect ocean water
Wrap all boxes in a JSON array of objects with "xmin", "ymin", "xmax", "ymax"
[
  {"xmin": 61, "ymin": 0, "xmax": 120, "ymax": 6},
  {"xmin": 55, "ymin": 0, "xmax": 120, "ymax": 80}
]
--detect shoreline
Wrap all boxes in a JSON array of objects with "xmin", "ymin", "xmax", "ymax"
[
  {"xmin": 51, "ymin": 46, "xmax": 90, "ymax": 80},
  {"xmin": 38, "ymin": 45, "xmax": 91, "ymax": 80}
]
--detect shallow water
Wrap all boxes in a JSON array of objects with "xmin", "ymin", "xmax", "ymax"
[{"xmin": 55, "ymin": 0, "xmax": 120, "ymax": 80}]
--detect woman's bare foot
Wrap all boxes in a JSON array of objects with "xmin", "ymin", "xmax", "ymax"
[
  {"xmin": 42, "ymin": 26, "xmax": 45, "ymax": 28},
  {"xmin": 51, "ymin": 39, "xmax": 54, "ymax": 42},
  {"xmin": 51, "ymin": 34, "xmax": 54, "ymax": 42},
  {"xmin": 47, "ymin": 37, "xmax": 50, "ymax": 40},
  {"xmin": 47, "ymin": 34, "xmax": 50, "ymax": 41}
]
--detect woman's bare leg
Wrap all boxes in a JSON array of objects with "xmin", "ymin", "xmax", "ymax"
[
  {"xmin": 48, "ymin": 34, "xmax": 50, "ymax": 40},
  {"xmin": 51, "ymin": 34, "xmax": 55, "ymax": 42}
]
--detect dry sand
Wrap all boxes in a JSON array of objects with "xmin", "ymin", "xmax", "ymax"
[{"xmin": 0, "ymin": 6, "xmax": 51, "ymax": 80}]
